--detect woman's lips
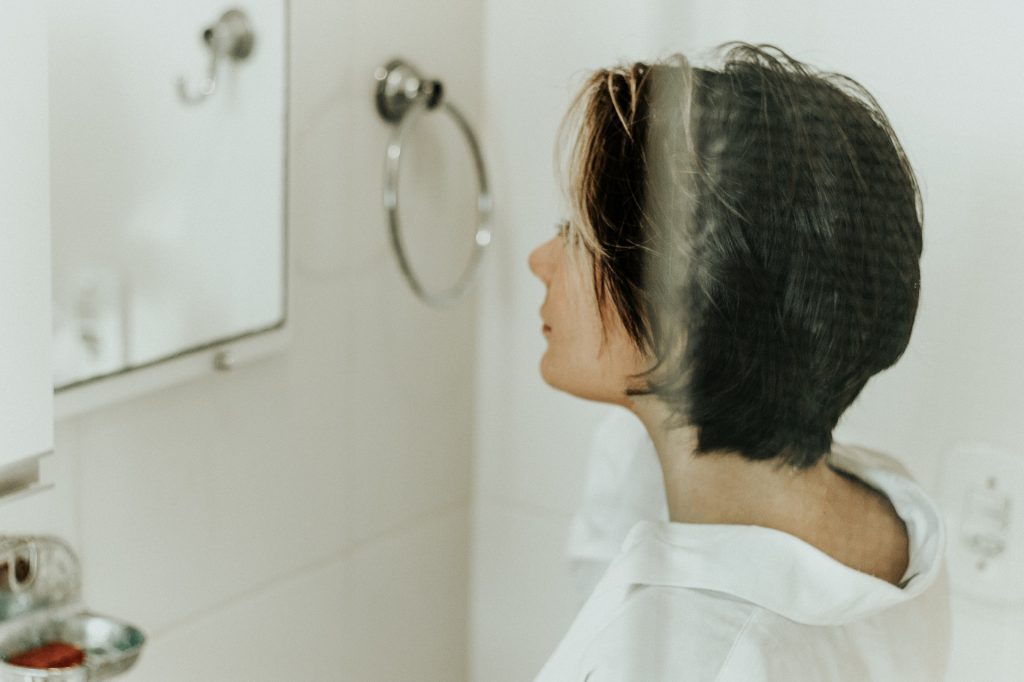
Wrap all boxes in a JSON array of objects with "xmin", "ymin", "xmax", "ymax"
[{"xmin": 542, "ymin": 324, "xmax": 551, "ymax": 334}]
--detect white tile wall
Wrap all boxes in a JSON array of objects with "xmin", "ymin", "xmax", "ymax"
[
  {"xmin": 468, "ymin": 502, "xmax": 582, "ymax": 682},
  {"xmin": 127, "ymin": 502, "xmax": 468, "ymax": 681},
  {"xmin": 7, "ymin": 0, "xmax": 484, "ymax": 679}
]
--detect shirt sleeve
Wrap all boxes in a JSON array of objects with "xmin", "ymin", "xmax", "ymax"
[{"xmin": 565, "ymin": 407, "xmax": 668, "ymax": 603}]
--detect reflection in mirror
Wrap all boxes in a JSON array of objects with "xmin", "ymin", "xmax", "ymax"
[{"xmin": 48, "ymin": 0, "xmax": 287, "ymax": 390}]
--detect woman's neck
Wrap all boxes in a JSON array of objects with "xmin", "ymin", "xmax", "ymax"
[
  {"xmin": 626, "ymin": 397, "xmax": 910, "ymax": 584},
  {"xmin": 634, "ymin": 405, "xmax": 838, "ymax": 527}
]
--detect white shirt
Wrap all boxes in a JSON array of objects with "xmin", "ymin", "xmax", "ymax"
[{"xmin": 544, "ymin": 414, "xmax": 951, "ymax": 681}]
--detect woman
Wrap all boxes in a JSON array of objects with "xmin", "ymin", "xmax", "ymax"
[{"xmin": 529, "ymin": 43, "xmax": 950, "ymax": 681}]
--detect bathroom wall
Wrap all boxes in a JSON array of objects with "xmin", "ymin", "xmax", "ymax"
[
  {"xmin": 4, "ymin": 0, "xmax": 483, "ymax": 678},
  {"xmin": 472, "ymin": 1, "xmax": 1024, "ymax": 680}
]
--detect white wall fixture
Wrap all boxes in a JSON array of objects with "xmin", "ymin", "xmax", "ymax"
[
  {"xmin": 47, "ymin": 0, "xmax": 289, "ymax": 416},
  {"xmin": 938, "ymin": 441, "xmax": 1024, "ymax": 606},
  {"xmin": 0, "ymin": 1, "xmax": 54, "ymax": 473}
]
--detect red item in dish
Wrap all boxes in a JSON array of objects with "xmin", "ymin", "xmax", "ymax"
[{"xmin": 7, "ymin": 642, "xmax": 85, "ymax": 668}]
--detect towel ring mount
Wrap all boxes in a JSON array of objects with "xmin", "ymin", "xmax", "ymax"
[{"xmin": 373, "ymin": 58, "xmax": 492, "ymax": 307}]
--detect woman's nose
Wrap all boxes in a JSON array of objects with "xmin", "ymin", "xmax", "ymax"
[{"xmin": 528, "ymin": 239, "xmax": 552, "ymax": 282}]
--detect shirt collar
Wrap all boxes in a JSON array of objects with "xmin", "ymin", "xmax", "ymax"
[{"xmin": 598, "ymin": 446, "xmax": 946, "ymax": 626}]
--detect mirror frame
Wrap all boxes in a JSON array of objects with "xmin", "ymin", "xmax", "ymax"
[{"xmin": 53, "ymin": 2, "xmax": 291, "ymax": 418}]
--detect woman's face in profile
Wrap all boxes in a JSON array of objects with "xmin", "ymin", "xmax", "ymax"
[{"xmin": 528, "ymin": 226, "xmax": 647, "ymax": 406}]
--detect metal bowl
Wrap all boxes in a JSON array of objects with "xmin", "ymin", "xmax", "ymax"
[{"xmin": 0, "ymin": 612, "xmax": 144, "ymax": 681}]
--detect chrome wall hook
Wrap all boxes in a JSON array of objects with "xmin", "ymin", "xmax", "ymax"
[{"xmin": 176, "ymin": 8, "xmax": 255, "ymax": 105}]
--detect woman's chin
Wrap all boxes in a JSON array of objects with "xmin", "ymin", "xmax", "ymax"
[
  {"xmin": 538, "ymin": 354, "xmax": 558, "ymax": 388},
  {"xmin": 539, "ymin": 361, "xmax": 609, "ymax": 403},
  {"xmin": 538, "ymin": 355, "xmax": 568, "ymax": 391}
]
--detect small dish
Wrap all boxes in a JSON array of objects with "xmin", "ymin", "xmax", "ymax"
[{"xmin": 0, "ymin": 612, "xmax": 144, "ymax": 681}]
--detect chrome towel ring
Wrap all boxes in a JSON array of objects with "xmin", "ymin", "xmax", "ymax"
[{"xmin": 373, "ymin": 59, "xmax": 493, "ymax": 307}]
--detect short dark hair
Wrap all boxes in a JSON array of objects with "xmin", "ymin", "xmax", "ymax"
[{"xmin": 557, "ymin": 42, "xmax": 923, "ymax": 469}]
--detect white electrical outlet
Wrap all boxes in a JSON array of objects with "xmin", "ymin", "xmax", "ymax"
[{"xmin": 938, "ymin": 441, "xmax": 1024, "ymax": 606}]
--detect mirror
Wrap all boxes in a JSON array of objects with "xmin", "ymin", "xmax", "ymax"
[{"xmin": 48, "ymin": 1, "xmax": 287, "ymax": 391}]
